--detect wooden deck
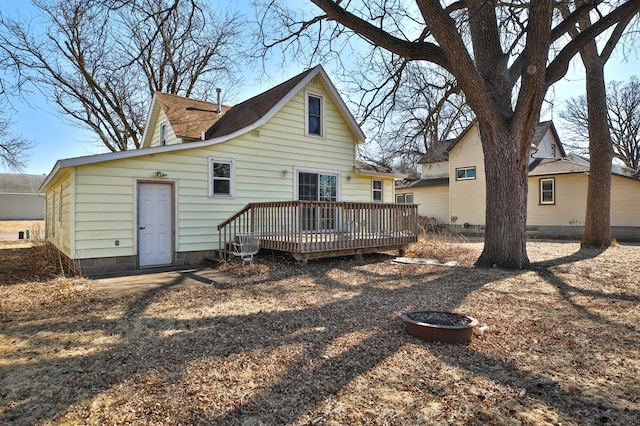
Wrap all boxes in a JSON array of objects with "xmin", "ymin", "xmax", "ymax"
[{"xmin": 218, "ymin": 201, "xmax": 418, "ymax": 261}]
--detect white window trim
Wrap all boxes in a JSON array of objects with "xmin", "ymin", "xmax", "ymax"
[
  {"xmin": 396, "ymin": 193, "xmax": 413, "ymax": 204},
  {"xmin": 294, "ymin": 167, "xmax": 341, "ymax": 201},
  {"xmin": 372, "ymin": 179, "xmax": 383, "ymax": 203},
  {"xmin": 160, "ymin": 122, "xmax": 167, "ymax": 146},
  {"xmin": 540, "ymin": 177, "xmax": 555, "ymax": 205},
  {"xmin": 209, "ymin": 157, "xmax": 235, "ymax": 198},
  {"xmin": 456, "ymin": 166, "xmax": 476, "ymax": 181},
  {"xmin": 305, "ymin": 91, "xmax": 325, "ymax": 138},
  {"xmin": 133, "ymin": 179, "xmax": 178, "ymax": 257}
]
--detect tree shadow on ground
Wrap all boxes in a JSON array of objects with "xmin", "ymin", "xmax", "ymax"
[{"xmin": 2, "ymin": 247, "xmax": 638, "ymax": 424}]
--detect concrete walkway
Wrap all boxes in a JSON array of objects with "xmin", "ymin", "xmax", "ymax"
[{"xmin": 90, "ymin": 266, "xmax": 239, "ymax": 298}]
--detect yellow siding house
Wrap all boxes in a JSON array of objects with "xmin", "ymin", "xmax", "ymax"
[
  {"xmin": 41, "ymin": 66, "xmax": 407, "ymax": 275},
  {"xmin": 396, "ymin": 121, "xmax": 640, "ymax": 240}
]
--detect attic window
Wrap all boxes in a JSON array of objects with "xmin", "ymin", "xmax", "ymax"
[
  {"xmin": 160, "ymin": 123, "xmax": 167, "ymax": 146},
  {"xmin": 307, "ymin": 93, "xmax": 323, "ymax": 137}
]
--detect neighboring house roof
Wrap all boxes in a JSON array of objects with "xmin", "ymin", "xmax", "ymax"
[
  {"xmin": 396, "ymin": 177, "xmax": 449, "ymax": 189},
  {"xmin": 355, "ymin": 161, "xmax": 406, "ymax": 179},
  {"xmin": 419, "ymin": 138, "xmax": 457, "ymax": 164},
  {"xmin": 529, "ymin": 157, "xmax": 640, "ymax": 181},
  {"xmin": 420, "ymin": 120, "xmax": 565, "ymax": 164},
  {"xmin": 0, "ymin": 173, "xmax": 46, "ymax": 194},
  {"xmin": 41, "ymin": 65, "xmax": 367, "ymax": 191},
  {"xmin": 528, "ymin": 158, "xmax": 590, "ymax": 175},
  {"xmin": 154, "ymin": 92, "xmax": 232, "ymax": 140}
]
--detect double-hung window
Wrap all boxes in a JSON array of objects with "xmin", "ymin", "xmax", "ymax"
[
  {"xmin": 307, "ymin": 94, "xmax": 323, "ymax": 136},
  {"xmin": 396, "ymin": 193, "xmax": 413, "ymax": 204},
  {"xmin": 372, "ymin": 180, "xmax": 383, "ymax": 202},
  {"xmin": 210, "ymin": 158, "xmax": 234, "ymax": 197},
  {"xmin": 456, "ymin": 167, "xmax": 476, "ymax": 180},
  {"xmin": 540, "ymin": 178, "xmax": 555, "ymax": 204}
]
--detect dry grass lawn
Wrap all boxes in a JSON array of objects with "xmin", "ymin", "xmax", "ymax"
[{"xmin": 1, "ymin": 236, "xmax": 639, "ymax": 425}]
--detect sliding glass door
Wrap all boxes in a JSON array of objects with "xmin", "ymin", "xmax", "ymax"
[{"xmin": 298, "ymin": 171, "xmax": 338, "ymax": 231}]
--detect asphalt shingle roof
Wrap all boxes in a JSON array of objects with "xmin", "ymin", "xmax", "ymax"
[{"xmin": 154, "ymin": 92, "xmax": 232, "ymax": 140}]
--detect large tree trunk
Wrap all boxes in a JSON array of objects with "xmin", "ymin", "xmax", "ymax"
[
  {"xmin": 475, "ymin": 122, "xmax": 531, "ymax": 269},
  {"xmin": 582, "ymin": 60, "xmax": 613, "ymax": 247}
]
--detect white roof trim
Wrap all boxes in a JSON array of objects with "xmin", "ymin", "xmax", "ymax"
[{"xmin": 139, "ymin": 92, "xmax": 159, "ymax": 148}]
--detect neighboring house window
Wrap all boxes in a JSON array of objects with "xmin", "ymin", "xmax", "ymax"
[
  {"xmin": 307, "ymin": 94, "xmax": 323, "ymax": 136},
  {"xmin": 160, "ymin": 123, "xmax": 167, "ymax": 146},
  {"xmin": 540, "ymin": 178, "xmax": 555, "ymax": 204},
  {"xmin": 372, "ymin": 180, "xmax": 383, "ymax": 202},
  {"xmin": 396, "ymin": 193, "xmax": 413, "ymax": 204},
  {"xmin": 456, "ymin": 167, "xmax": 476, "ymax": 180},
  {"xmin": 210, "ymin": 158, "xmax": 234, "ymax": 197}
]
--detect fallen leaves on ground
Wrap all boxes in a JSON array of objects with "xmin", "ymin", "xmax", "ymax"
[{"xmin": 1, "ymin": 240, "xmax": 639, "ymax": 425}]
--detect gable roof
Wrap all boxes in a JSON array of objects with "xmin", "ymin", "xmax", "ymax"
[
  {"xmin": 419, "ymin": 138, "xmax": 457, "ymax": 163},
  {"xmin": 420, "ymin": 121, "xmax": 564, "ymax": 164},
  {"xmin": 205, "ymin": 68, "xmax": 313, "ymax": 139},
  {"xmin": 205, "ymin": 65, "xmax": 365, "ymax": 142},
  {"xmin": 0, "ymin": 173, "xmax": 46, "ymax": 194},
  {"xmin": 153, "ymin": 92, "xmax": 232, "ymax": 140},
  {"xmin": 42, "ymin": 65, "xmax": 366, "ymax": 191}
]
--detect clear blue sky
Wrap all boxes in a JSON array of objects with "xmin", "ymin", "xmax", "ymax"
[{"xmin": 1, "ymin": 1, "xmax": 638, "ymax": 175}]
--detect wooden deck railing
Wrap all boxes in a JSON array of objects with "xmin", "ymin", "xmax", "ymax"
[{"xmin": 218, "ymin": 201, "xmax": 418, "ymax": 261}]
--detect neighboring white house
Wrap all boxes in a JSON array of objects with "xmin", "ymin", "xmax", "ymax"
[
  {"xmin": 0, "ymin": 173, "xmax": 46, "ymax": 220},
  {"xmin": 40, "ymin": 65, "xmax": 411, "ymax": 275},
  {"xmin": 396, "ymin": 121, "xmax": 640, "ymax": 240}
]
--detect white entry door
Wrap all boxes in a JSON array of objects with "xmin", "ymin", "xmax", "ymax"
[{"xmin": 138, "ymin": 182, "xmax": 173, "ymax": 267}]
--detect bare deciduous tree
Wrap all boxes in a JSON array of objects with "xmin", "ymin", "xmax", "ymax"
[
  {"xmin": 354, "ymin": 58, "xmax": 474, "ymax": 177},
  {"xmin": 0, "ymin": 105, "xmax": 34, "ymax": 171},
  {"xmin": 0, "ymin": 0, "xmax": 242, "ymax": 152},
  {"xmin": 256, "ymin": 0, "xmax": 640, "ymax": 269},
  {"xmin": 558, "ymin": 0, "xmax": 638, "ymax": 248},
  {"xmin": 562, "ymin": 77, "xmax": 640, "ymax": 173}
]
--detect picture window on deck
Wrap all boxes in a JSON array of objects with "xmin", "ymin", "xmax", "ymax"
[
  {"xmin": 210, "ymin": 158, "xmax": 234, "ymax": 198},
  {"xmin": 307, "ymin": 93, "xmax": 323, "ymax": 137},
  {"xmin": 456, "ymin": 167, "xmax": 476, "ymax": 180},
  {"xmin": 540, "ymin": 177, "xmax": 555, "ymax": 205}
]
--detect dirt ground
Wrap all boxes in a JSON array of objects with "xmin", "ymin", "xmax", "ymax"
[{"xmin": 1, "ymin": 236, "xmax": 639, "ymax": 425}]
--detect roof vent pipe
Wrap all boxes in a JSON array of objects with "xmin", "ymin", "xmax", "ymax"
[{"xmin": 216, "ymin": 88, "xmax": 222, "ymax": 114}]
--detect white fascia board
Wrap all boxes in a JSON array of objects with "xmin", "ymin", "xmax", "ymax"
[
  {"xmin": 315, "ymin": 67, "xmax": 366, "ymax": 144},
  {"xmin": 139, "ymin": 93, "xmax": 159, "ymax": 148},
  {"xmin": 40, "ymin": 133, "xmax": 234, "ymax": 191}
]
